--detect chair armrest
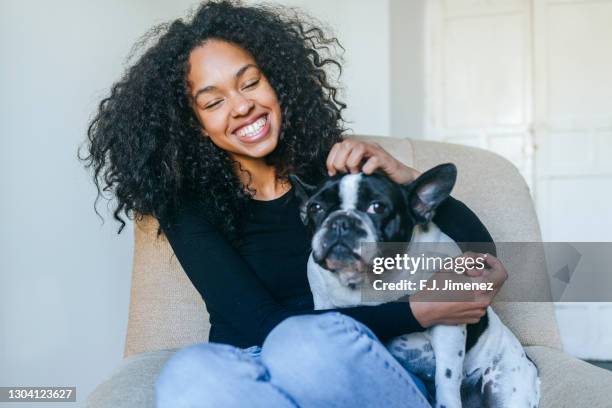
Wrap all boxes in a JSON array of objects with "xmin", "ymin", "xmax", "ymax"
[
  {"xmin": 85, "ymin": 349, "xmax": 177, "ymax": 408},
  {"xmin": 525, "ymin": 345, "xmax": 612, "ymax": 408}
]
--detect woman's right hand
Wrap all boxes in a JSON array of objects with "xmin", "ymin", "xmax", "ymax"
[
  {"xmin": 409, "ymin": 252, "xmax": 507, "ymax": 328},
  {"xmin": 410, "ymin": 298, "xmax": 490, "ymax": 328}
]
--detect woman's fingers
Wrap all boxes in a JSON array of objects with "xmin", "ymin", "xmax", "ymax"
[
  {"xmin": 453, "ymin": 300, "xmax": 490, "ymax": 313},
  {"xmin": 345, "ymin": 142, "xmax": 367, "ymax": 173},
  {"xmin": 445, "ymin": 302, "xmax": 489, "ymax": 325},
  {"xmin": 325, "ymin": 140, "xmax": 419, "ymax": 184},
  {"xmin": 453, "ymin": 252, "xmax": 507, "ymax": 298},
  {"xmin": 326, "ymin": 143, "xmax": 342, "ymax": 175},
  {"xmin": 483, "ymin": 253, "xmax": 508, "ymax": 291},
  {"xmin": 483, "ymin": 252, "xmax": 500, "ymax": 268},
  {"xmin": 411, "ymin": 299, "xmax": 490, "ymax": 327},
  {"xmin": 326, "ymin": 141, "xmax": 385, "ymax": 176},
  {"xmin": 327, "ymin": 141, "xmax": 355, "ymax": 175},
  {"xmin": 459, "ymin": 252, "xmax": 487, "ymax": 277},
  {"xmin": 361, "ymin": 156, "xmax": 380, "ymax": 175},
  {"xmin": 362, "ymin": 145, "xmax": 395, "ymax": 175},
  {"xmin": 331, "ymin": 143, "xmax": 351, "ymax": 174}
]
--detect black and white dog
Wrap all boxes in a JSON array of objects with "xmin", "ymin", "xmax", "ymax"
[{"xmin": 290, "ymin": 164, "xmax": 540, "ymax": 408}]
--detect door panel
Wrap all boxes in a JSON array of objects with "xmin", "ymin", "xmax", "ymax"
[{"xmin": 426, "ymin": 0, "xmax": 612, "ymax": 359}]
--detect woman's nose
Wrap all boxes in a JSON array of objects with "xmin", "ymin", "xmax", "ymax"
[{"xmin": 230, "ymin": 93, "xmax": 254, "ymax": 117}]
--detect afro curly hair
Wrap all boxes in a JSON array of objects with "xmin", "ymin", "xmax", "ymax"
[{"xmin": 80, "ymin": 0, "xmax": 347, "ymax": 245}]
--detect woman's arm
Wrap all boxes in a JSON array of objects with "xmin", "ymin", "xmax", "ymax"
[
  {"xmin": 161, "ymin": 199, "xmax": 424, "ymax": 346},
  {"xmin": 433, "ymin": 196, "xmax": 497, "ymax": 256}
]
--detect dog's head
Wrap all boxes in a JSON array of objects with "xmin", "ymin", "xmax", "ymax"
[{"xmin": 290, "ymin": 163, "xmax": 457, "ymax": 288}]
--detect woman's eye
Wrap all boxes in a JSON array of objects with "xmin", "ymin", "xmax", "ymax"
[
  {"xmin": 242, "ymin": 79, "xmax": 260, "ymax": 90},
  {"xmin": 308, "ymin": 203, "xmax": 323, "ymax": 214},
  {"xmin": 204, "ymin": 100, "xmax": 223, "ymax": 110},
  {"xmin": 367, "ymin": 202, "xmax": 386, "ymax": 214}
]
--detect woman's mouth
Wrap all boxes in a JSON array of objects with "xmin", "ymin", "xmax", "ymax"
[{"xmin": 233, "ymin": 114, "xmax": 270, "ymax": 144}]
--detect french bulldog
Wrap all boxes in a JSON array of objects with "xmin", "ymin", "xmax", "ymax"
[{"xmin": 289, "ymin": 164, "xmax": 540, "ymax": 408}]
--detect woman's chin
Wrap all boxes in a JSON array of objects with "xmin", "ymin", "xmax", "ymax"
[{"xmin": 235, "ymin": 134, "xmax": 280, "ymax": 159}]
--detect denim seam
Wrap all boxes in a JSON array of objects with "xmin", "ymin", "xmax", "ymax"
[
  {"xmin": 211, "ymin": 345, "xmax": 302, "ymax": 408},
  {"xmin": 264, "ymin": 381, "xmax": 302, "ymax": 408}
]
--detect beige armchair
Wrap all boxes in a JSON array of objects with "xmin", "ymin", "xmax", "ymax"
[{"xmin": 86, "ymin": 136, "xmax": 612, "ymax": 408}]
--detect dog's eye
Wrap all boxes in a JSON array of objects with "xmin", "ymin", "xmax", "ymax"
[
  {"xmin": 367, "ymin": 201, "xmax": 386, "ymax": 214},
  {"xmin": 308, "ymin": 203, "xmax": 323, "ymax": 214}
]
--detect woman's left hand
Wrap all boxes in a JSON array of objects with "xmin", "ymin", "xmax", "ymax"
[
  {"xmin": 326, "ymin": 139, "xmax": 420, "ymax": 184},
  {"xmin": 462, "ymin": 252, "xmax": 508, "ymax": 299}
]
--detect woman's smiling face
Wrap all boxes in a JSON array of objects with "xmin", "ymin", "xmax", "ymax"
[{"xmin": 188, "ymin": 39, "xmax": 282, "ymax": 161}]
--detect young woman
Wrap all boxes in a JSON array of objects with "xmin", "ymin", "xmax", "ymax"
[{"xmin": 82, "ymin": 1, "xmax": 507, "ymax": 407}]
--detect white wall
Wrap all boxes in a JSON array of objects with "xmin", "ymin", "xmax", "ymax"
[
  {"xmin": 0, "ymin": 1, "xmax": 202, "ymax": 405},
  {"xmin": 0, "ymin": 0, "xmax": 424, "ymax": 405},
  {"xmin": 390, "ymin": 0, "xmax": 426, "ymax": 138}
]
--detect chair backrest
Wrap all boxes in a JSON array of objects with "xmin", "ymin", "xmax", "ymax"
[{"xmin": 123, "ymin": 136, "xmax": 562, "ymax": 357}]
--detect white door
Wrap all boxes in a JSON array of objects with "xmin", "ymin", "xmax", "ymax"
[
  {"xmin": 425, "ymin": 0, "xmax": 612, "ymax": 359},
  {"xmin": 424, "ymin": 0, "xmax": 536, "ymax": 189},
  {"xmin": 533, "ymin": 0, "xmax": 612, "ymax": 360}
]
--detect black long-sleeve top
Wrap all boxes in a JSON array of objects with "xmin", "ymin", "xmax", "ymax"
[{"xmin": 160, "ymin": 187, "xmax": 494, "ymax": 349}]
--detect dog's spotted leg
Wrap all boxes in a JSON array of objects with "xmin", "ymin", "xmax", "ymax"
[{"xmin": 430, "ymin": 324, "xmax": 466, "ymax": 408}]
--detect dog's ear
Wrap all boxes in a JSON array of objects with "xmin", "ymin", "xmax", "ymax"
[
  {"xmin": 402, "ymin": 163, "xmax": 457, "ymax": 224},
  {"xmin": 288, "ymin": 174, "xmax": 318, "ymax": 224}
]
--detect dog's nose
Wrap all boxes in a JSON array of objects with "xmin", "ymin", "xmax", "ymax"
[{"xmin": 330, "ymin": 215, "xmax": 355, "ymax": 235}]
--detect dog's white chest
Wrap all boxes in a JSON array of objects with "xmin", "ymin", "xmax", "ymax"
[{"xmin": 307, "ymin": 255, "xmax": 366, "ymax": 309}]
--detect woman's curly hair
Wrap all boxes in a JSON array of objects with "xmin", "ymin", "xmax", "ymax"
[{"xmin": 80, "ymin": 0, "xmax": 346, "ymax": 245}]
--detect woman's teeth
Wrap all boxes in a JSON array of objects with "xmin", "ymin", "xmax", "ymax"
[{"xmin": 236, "ymin": 116, "xmax": 267, "ymax": 138}]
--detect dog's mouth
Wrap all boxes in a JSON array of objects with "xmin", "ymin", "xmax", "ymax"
[
  {"xmin": 321, "ymin": 242, "xmax": 361, "ymax": 266},
  {"xmin": 320, "ymin": 243, "xmax": 367, "ymax": 289},
  {"xmin": 335, "ymin": 268, "xmax": 366, "ymax": 289}
]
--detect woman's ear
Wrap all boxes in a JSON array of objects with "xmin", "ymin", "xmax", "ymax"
[{"xmin": 403, "ymin": 163, "xmax": 457, "ymax": 224}]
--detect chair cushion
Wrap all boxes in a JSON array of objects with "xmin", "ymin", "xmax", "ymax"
[
  {"xmin": 525, "ymin": 345, "xmax": 612, "ymax": 408},
  {"xmin": 86, "ymin": 349, "xmax": 177, "ymax": 408}
]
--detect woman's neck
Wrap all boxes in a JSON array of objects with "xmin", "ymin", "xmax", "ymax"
[{"xmin": 233, "ymin": 156, "xmax": 290, "ymax": 201}]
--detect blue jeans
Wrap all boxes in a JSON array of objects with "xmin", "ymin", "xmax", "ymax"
[{"xmin": 155, "ymin": 312, "xmax": 432, "ymax": 407}]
